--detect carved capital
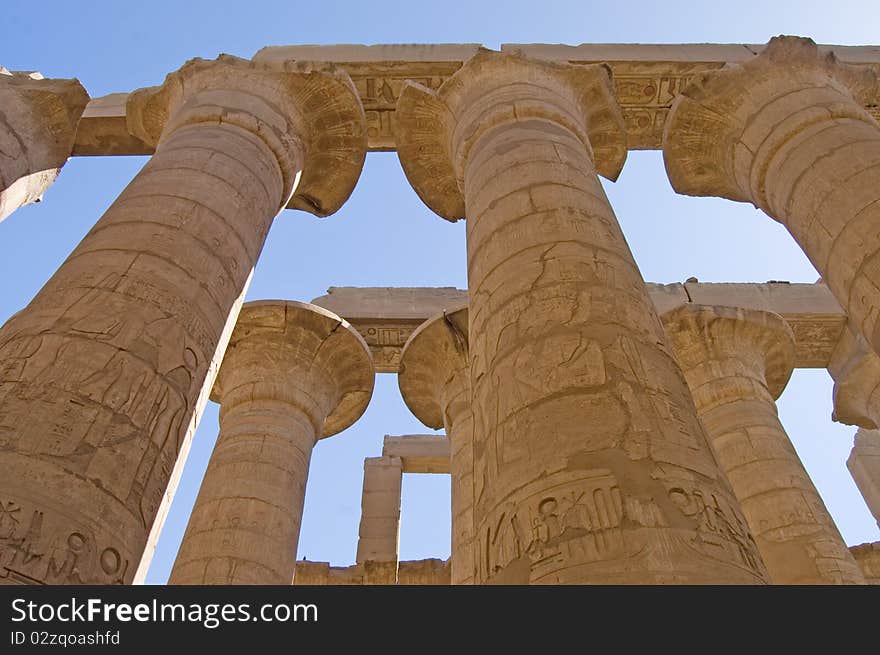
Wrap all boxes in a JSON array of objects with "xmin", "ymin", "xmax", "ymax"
[
  {"xmin": 394, "ymin": 48, "xmax": 626, "ymax": 221},
  {"xmin": 398, "ymin": 304, "xmax": 468, "ymax": 429},
  {"xmin": 211, "ymin": 300, "xmax": 374, "ymax": 437},
  {"xmin": 663, "ymin": 35, "xmax": 879, "ymax": 208},
  {"xmin": 126, "ymin": 55, "xmax": 367, "ymax": 216},
  {"xmin": 0, "ymin": 70, "xmax": 89, "ymax": 219},
  {"xmin": 662, "ymin": 303, "xmax": 795, "ymax": 400},
  {"xmin": 828, "ymin": 325, "xmax": 880, "ymax": 428}
]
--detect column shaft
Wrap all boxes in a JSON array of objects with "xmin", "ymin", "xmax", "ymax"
[
  {"xmin": 468, "ymin": 119, "xmax": 761, "ymax": 584},
  {"xmin": 848, "ymin": 429, "xmax": 880, "ymax": 530},
  {"xmin": 663, "ymin": 36, "xmax": 880, "ymax": 357},
  {"xmin": 446, "ymin": 372, "xmax": 475, "ymax": 585},
  {"xmin": 0, "ymin": 120, "xmax": 286, "ymax": 584},
  {"xmin": 169, "ymin": 300, "xmax": 374, "ymax": 585},
  {"xmin": 0, "ymin": 55, "xmax": 367, "ymax": 585},
  {"xmin": 664, "ymin": 304, "xmax": 864, "ymax": 584},
  {"xmin": 698, "ymin": 384, "xmax": 862, "ymax": 583},
  {"xmin": 169, "ymin": 399, "xmax": 316, "ymax": 584},
  {"xmin": 355, "ymin": 456, "xmax": 403, "ymax": 584},
  {"xmin": 395, "ymin": 50, "xmax": 770, "ymax": 583}
]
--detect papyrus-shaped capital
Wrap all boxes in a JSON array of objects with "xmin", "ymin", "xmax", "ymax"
[
  {"xmin": 211, "ymin": 300, "xmax": 375, "ymax": 437},
  {"xmin": 662, "ymin": 303, "xmax": 795, "ymax": 401},
  {"xmin": 127, "ymin": 55, "xmax": 367, "ymax": 216},
  {"xmin": 663, "ymin": 35, "xmax": 879, "ymax": 208},
  {"xmin": 398, "ymin": 303, "xmax": 469, "ymax": 429},
  {"xmin": 395, "ymin": 48, "xmax": 627, "ymax": 221},
  {"xmin": 0, "ymin": 70, "xmax": 89, "ymax": 220}
]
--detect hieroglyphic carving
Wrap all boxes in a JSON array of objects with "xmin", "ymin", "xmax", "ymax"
[
  {"xmin": 607, "ymin": 63, "xmax": 716, "ymax": 149},
  {"xmin": 0, "ymin": 497, "xmax": 130, "ymax": 585},
  {"xmin": 348, "ymin": 320, "xmax": 422, "ymax": 373},
  {"xmin": 314, "ymin": 284, "xmax": 848, "ymax": 374},
  {"xmin": 478, "ymin": 470, "xmax": 625, "ymax": 582},
  {"xmin": 71, "ymin": 45, "xmax": 880, "ymax": 155},
  {"xmin": 668, "ymin": 485, "xmax": 763, "ymax": 573},
  {"xmin": 346, "ymin": 64, "xmax": 457, "ymax": 150}
]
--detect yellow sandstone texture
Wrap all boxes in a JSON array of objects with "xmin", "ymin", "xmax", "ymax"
[{"xmin": 2, "ymin": 38, "xmax": 879, "ymax": 585}]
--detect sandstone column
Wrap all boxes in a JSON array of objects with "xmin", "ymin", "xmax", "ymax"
[
  {"xmin": 847, "ymin": 429, "xmax": 880, "ymax": 530},
  {"xmin": 828, "ymin": 325, "xmax": 880, "ymax": 430},
  {"xmin": 398, "ymin": 304, "xmax": 475, "ymax": 584},
  {"xmin": 396, "ymin": 49, "xmax": 768, "ymax": 584},
  {"xmin": 0, "ymin": 69, "xmax": 88, "ymax": 222},
  {"xmin": 850, "ymin": 542, "xmax": 880, "ymax": 583},
  {"xmin": 355, "ymin": 456, "xmax": 404, "ymax": 584},
  {"xmin": 827, "ymin": 326, "xmax": 880, "ymax": 529},
  {"xmin": 169, "ymin": 301, "xmax": 374, "ymax": 585},
  {"xmin": 663, "ymin": 303, "xmax": 865, "ymax": 584},
  {"xmin": 663, "ymin": 36, "xmax": 880, "ymax": 358},
  {"xmin": 0, "ymin": 55, "xmax": 366, "ymax": 585}
]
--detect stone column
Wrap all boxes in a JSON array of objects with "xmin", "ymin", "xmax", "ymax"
[
  {"xmin": 398, "ymin": 304, "xmax": 474, "ymax": 584},
  {"xmin": 0, "ymin": 69, "xmax": 88, "ymax": 222},
  {"xmin": 847, "ymin": 429, "xmax": 880, "ymax": 530},
  {"xmin": 396, "ymin": 49, "xmax": 768, "ymax": 584},
  {"xmin": 0, "ymin": 55, "xmax": 366, "ymax": 585},
  {"xmin": 827, "ymin": 326, "xmax": 880, "ymax": 529},
  {"xmin": 850, "ymin": 542, "xmax": 880, "ymax": 583},
  {"xmin": 170, "ymin": 301, "xmax": 373, "ymax": 585},
  {"xmin": 663, "ymin": 35, "xmax": 880, "ymax": 358},
  {"xmin": 355, "ymin": 456, "xmax": 403, "ymax": 584},
  {"xmin": 828, "ymin": 325, "xmax": 880, "ymax": 430},
  {"xmin": 663, "ymin": 303, "xmax": 865, "ymax": 584}
]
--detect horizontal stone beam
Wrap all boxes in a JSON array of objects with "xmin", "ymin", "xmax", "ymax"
[
  {"xmin": 382, "ymin": 435, "xmax": 450, "ymax": 474},
  {"xmin": 293, "ymin": 558, "xmax": 450, "ymax": 585},
  {"xmin": 311, "ymin": 282, "xmax": 847, "ymax": 373},
  {"xmin": 71, "ymin": 43, "xmax": 880, "ymax": 156}
]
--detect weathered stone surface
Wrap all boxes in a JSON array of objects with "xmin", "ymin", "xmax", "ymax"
[
  {"xmin": 847, "ymin": 429, "xmax": 880, "ymax": 530},
  {"xmin": 293, "ymin": 558, "xmax": 450, "ymax": 585},
  {"xmin": 0, "ymin": 56, "xmax": 366, "ymax": 585},
  {"xmin": 355, "ymin": 455, "xmax": 403, "ymax": 582},
  {"xmin": 664, "ymin": 36, "xmax": 880, "ymax": 363},
  {"xmin": 71, "ymin": 93, "xmax": 151, "ymax": 156},
  {"xmin": 829, "ymin": 331, "xmax": 880, "ymax": 532},
  {"xmin": 0, "ymin": 70, "xmax": 88, "ymax": 221},
  {"xmin": 849, "ymin": 541, "xmax": 880, "ymax": 583},
  {"xmin": 382, "ymin": 434, "xmax": 450, "ymax": 474},
  {"xmin": 663, "ymin": 303, "xmax": 864, "ymax": 584},
  {"xmin": 399, "ymin": 305, "xmax": 473, "ymax": 584},
  {"xmin": 312, "ymin": 282, "xmax": 847, "ymax": 373},
  {"xmin": 128, "ymin": 55, "xmax": 367, "ymax": 217},
  {"xmin": 170, "ymin": 301, "xmax": 374, "ymax": 585},
  {"xmin": 71, "ymin": 42, "xmax": 880, "ymax": 155},
  {"xmin": 397, "ymin": 558, "xmax": 450, "ymax": 585},
  {"xmin": 312, "ymin": 287, "xmax": 465, "ymax": 373},
  {"xmin": 397, "ymin": 49, "xmax": 767, "ymax": 584},
  {"xmin": 828, "ymin": 325, "xmax": 880, "ymax": 429}
]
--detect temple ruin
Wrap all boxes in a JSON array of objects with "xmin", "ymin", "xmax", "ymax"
[{"xmin": 1, "ymin": 37, "xmax": 879, "ymax": 584}]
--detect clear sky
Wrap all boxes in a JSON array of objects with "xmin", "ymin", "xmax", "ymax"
[{"xmin": 2, "ymin": 0, "xmax": 878, "ymax": 584}]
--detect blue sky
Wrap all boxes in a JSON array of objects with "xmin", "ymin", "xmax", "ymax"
[{"xmin": 2, "ymin": 1, "xmax": 878, "ymax": 583}]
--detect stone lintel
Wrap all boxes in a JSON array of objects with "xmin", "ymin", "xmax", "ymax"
[
  {"xmin": 382, "ymin": 434, "xmax": 450, "ymax": 474},
  {"xmin": 72, "ymin": 93, "xmax": 151, "ymax": 156},
  {"xmin": 311, "ymin": 282, "xmax": 845, "ymax": 372},
  {"xmin": 502, "ymin": 43, "xmax": 880, "ymax": 64},
  {"xmin": 312, "ymin": 287, "xmax": 466, "ymax": 373},
  {"xmin": 71, "ymin": 43, "xmax": 880, "ymax": 156}
]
